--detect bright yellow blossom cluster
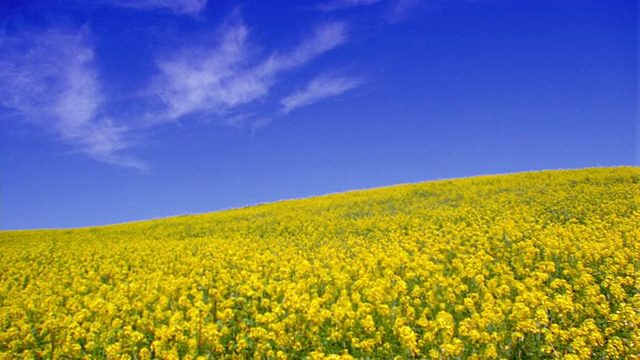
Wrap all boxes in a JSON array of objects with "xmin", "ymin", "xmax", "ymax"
[{"xmin": 1, "ymin": 167, "xmax": 638, "ymax": 359}]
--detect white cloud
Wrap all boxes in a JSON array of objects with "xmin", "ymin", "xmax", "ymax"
[
  {"xmin": 387, "ymin": 0, "xmax": 422, "ymax": 22},
  {"xmin": 104, "ymin": 0, "xmax": 208, "ymax": 15},
  {"xmin": 319, "ymin": 0, "xmax": 425, "ymax": 23},
  {"xmin": 280, "ymin": 74, "xmax": 362, "ymax": 114},
  {"xmin": 0, "ymin": 12, "xmax": 356, "ymax": 169},
  {"xmin": 150, "ymin": 20, "xmax": 349, "ymax": 122},
  {"xmin": 151, "ymin": 22, "xmax": 263, "ymax": 121},
  {"xmin": 319, "ymin": 0, "xmax": 383, "ymax": 11},
  {"xmin": 250, "ymin": 118, "xmax": 272, "ymax": 133},
  {"xmin": 0, "ymin": 28, "xmax": 145, "ymax": 169},
  {"xmin": 259, "ymin": 22, "xmax": 348, "ymax": 75}
]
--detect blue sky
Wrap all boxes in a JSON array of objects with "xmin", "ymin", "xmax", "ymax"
[{"xmin": 0, "ymin": 0, "xmax": 637, "ymax": 230}]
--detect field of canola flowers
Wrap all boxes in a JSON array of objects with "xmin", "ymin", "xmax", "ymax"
[{"xmin": 1, "ymin": 167, "xmax": 639, "ymax": 359}]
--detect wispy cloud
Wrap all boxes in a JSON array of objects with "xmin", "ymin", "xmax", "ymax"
[
  {"xmin": 0, "ymin": 12, "xmax": 358, "ymax": 169},
  {"xmin": 150, "ymin": 19, "xmax": 349, "ymax": 122},
  {"xmin": 318, "ymin": 0, "xmax": 423, "ymax": 23},
  {"xmin": 150, "ymin": 21, "xmax": 262, "ymax": 121},
  {"xmin": 259, "ymin": 22, "xmax": 348, "ymax": 75},
  {"xmin": 319, "ymin": 0, "xmax": 383, "ymax": 11},
  {"xmin": 280, "ymin": 74, "xmax": 363, "ymax": 114},
  {"xmin": 0, "ymin": 27, "xmax": 145, "ymax": 169},
  {"xmin": 386, "ymin": 0, "xmax": 422, "ymax": 22},
  {"xmin": 104, "ymin": 0, "xmax": 208, "ymax": 15}
]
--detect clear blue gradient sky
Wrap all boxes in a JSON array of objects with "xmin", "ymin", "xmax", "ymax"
[{"xmin": 0, "ymin": 0, "xmax": 637, "ymax": 230}]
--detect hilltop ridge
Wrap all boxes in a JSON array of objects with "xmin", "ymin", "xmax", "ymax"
[{"xmin": 0, "ymin": 166, "xmax": 638, "ymax": 358}]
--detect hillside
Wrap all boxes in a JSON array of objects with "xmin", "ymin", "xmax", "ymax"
[{"xmin": 1, "ymin": 167, "xmax": 639, "ymax": 359}]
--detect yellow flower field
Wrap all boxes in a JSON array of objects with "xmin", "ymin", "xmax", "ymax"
[{"xmin": 1, "ymin": 167, "xmax": 639, "ymax": 359}]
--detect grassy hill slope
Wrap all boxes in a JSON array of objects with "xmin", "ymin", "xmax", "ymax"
[{"xmin": 1, "ymin": 167, "xmax": 639, "ymax": 359}]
